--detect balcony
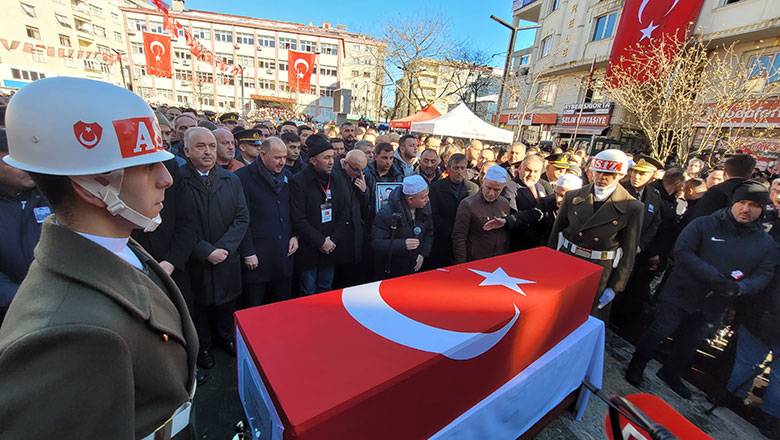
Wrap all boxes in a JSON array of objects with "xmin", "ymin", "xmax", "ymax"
[
  {"xmin": 71, "ymin": 0, "xmax": 91, "ymax": 20},
  {"xmin": 513, "ymin": 0, "xmax": 542, "ymax": 23}
]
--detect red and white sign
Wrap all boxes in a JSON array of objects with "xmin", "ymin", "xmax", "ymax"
[
  {"xmin": 592, "ymin": 158, "xmax": 624, "ymax": 173},
  {"xmin": 236, "ymin": 247, "xmax": 602, "ymax": 439},
  {"xmin": 698, "ymin": 100, "xmax": 780, "ymax": 128},
  {"xmin": 605, "ymin": 394, "xmax": 711, "ymax": 440},
  {"xmin": 560, "ymin": 114, "xmax": 612, "ymax": 127},
  {"xmin": 607, "ymin": 0, "xmax": 706, "ymax": 81},
  {"xmin": 112, "ymin": 117, "xmax": 164, "ymax": 158},
  {"xmin": 142, "ymin": 32, "xmax": 172, "ymax": 78},
  {"xmin": 73, "ymin": 121, "xmax": 103, "ymax": 150},
  {"xmin": 287, "ymin": 50, "xmax": 317, "ymax": 93}
]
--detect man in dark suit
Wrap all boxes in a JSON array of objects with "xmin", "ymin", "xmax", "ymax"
[
  {"xmin": 510, "ymin": 154, "xmax": 555, "ymax": 250},
  {"xmin": 180, "ymin": 127, "xmax": 249, "ymax": 368},
  {"xmin": 236, "ymin": 137, "xmax": 298, "ymax": 307}
]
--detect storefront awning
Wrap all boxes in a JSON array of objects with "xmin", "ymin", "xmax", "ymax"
[{"xmin": 550, "ymin": 125, "xmax": 608, "ymax": 136}]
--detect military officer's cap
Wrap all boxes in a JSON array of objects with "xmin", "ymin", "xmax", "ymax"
[
  {"xmin": 545, "ymin": 153, "xmax": 570, "ymax": 169},
  {"xmin": 631, "ymin": 155, "xmax": 664, "ymax": 173},
  {"xmin": 219, "ymin": 112, "xmax": 240, "ymax": 123},
  {"xmin": 234, "ymin": 129, "xmax": 264, "ymax": 146}
]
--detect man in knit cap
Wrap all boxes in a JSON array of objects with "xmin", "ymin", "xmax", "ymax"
[
  {"xmin": 452, "ymin": 165, "xmax": 511, "ymax": 263},
  {"xmin": 372, "ymin": 175, "xmax": 433, "ymax": 278}
]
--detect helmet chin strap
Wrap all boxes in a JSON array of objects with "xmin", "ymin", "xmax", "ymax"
[
  {"xmin": 592, "ymin": 176, "xmax": 622, "ymax": 202},
  {"xmin": 71, "ymin": 170, "xmax": 162, "ymax": 233}
]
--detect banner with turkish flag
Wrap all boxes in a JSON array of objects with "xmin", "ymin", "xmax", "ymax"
[
  {"xmin": 287, "ymin": 50, "xmax": 317, "ymax": 92},
  {"xmin": 605, "ymin": 394, "xmax": 712, "ymax": 440},
  {"xmin": 142, "ymin": 32, "xmax": 172, "ymax": 78},
  {"xmin": 235, "ymin": 247, "xmax": 602, "ymax": 439},
  {"xmin": 607, "ymin": 0, "xmax": 705, "ymax": 80}
]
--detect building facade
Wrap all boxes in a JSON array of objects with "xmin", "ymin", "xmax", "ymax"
[
  {"xmin": 121, "ymin": 4, "xmax": 384, "ymax": 122},
  {"xmin": 0, "ymin": 0, "xmax": 149, "ymax": 92},
  {"xmin": 504, "ymin": 0, "xmax": 780, "ymax": 154}
]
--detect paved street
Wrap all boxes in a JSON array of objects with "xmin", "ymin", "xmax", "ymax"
[{"xmin": 194, "ymin": 330, "xmax": 766, "ymax": 439}]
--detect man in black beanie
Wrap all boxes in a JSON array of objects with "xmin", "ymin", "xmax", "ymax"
[{"xmin": 626, "ymin": 180, "xmax": 775, "ymax": 399}]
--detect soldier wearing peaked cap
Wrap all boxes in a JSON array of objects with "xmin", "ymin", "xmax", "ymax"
[
  {"xmin": 0, "ymin": 77, "xmax": 197, "ymax": 439},
  {"xmin": 548, "ymin": 149, "xmax": 644, "ymax": 322},
  {"xmin": 218, "ymin": 112, "xmax": 240, "ymax": 130},
  {"xmin": 543, "ymin": 152, "xmax": 570, "ymax": 184},
  {"xmin": 622, "ymin": 154, "xmax": 665, "ymax": 252},
  {"xmin": 235, "ymin": 129, "xmax": 265, "ymax": 167}
]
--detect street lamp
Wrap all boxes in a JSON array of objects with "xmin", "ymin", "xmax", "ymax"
[{"xmin": 489, "ymin": 15, "xmax": 539, "ymax": 118}]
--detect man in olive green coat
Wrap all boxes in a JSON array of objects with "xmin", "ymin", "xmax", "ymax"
[{"xmin": 0, "ymin": 77, "xmax": 197, "ymax": 439}]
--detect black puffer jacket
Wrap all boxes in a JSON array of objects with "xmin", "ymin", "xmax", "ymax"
[{"xmin": 743, "ymin": 211, "xmax": 780, "ymax": 345}]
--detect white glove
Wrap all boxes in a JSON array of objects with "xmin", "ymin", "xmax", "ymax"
[{"xmin": 597, "ymin": 288, "xmax": 616, "ymax": 309}]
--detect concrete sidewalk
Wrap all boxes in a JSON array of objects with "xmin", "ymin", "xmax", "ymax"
[{"xmin": 535, "ymin": 331, "xmax": 768, "ymax": 439}]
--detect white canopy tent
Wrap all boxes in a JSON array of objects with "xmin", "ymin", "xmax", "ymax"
[{"xmin": 410, "ymin": 102, "xmax": 514, "ymax": 144}]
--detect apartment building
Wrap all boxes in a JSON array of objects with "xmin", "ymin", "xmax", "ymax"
[
  {"xmin": 0, "ymin": 0, "xmax": 149, "ymax": 92},
  {"xmin": 505, "ymin": 0, "xmax": 780, "ymax": 152},
  {"xmin": 121, "ymin": 4, "xmax": 385, "ymax": 121}
]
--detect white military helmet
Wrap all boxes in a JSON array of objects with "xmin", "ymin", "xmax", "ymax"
[
  {"xmin": 3, "ymin": 77, "xmax": 173, "ymax": 231},
  {"xmin": 590, "ymin": 149, "xmax": 629, "ymax": 175}
]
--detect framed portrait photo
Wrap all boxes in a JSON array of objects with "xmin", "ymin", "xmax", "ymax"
[{"xmin": 375, "ymin": 182, "xmax": 402, "ymax": 214}]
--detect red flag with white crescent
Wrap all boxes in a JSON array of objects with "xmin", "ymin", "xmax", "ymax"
[
  {"xmin": 605, "ymin": 394, "xmax": 712, "ymax": 440},
  {"xmin": 142, "ymin": 32, "xmax": 172, "ymax": 78},
  {"xmin": 607, "ymin": 0, "xmax": 705, "ymax": 81},
  {"xmin": 287, "ymin": 50, "xmax": 316, "ymax": 92}
]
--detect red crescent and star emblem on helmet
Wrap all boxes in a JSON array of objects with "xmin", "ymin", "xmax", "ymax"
[{"xmin": 73, "ymin": 121, "xmax": 103, "ymax": 150}]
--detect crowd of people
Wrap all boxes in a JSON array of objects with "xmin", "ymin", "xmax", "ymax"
[{"xmin": 0, "ymin": 77, "xmax": 779, "ymax": 438}]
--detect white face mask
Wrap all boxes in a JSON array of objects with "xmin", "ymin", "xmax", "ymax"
[{"xmin": 593, "ymin": 180, "xmax": 619, "ymax": 202}]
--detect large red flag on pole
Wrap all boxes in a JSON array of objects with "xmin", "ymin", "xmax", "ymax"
[
  {"xmin": 607, "ymin": 0, "xmax": 706, "ymax": 80},
  {"xmin": 142, "ymin": 32, "xmax": 172, "ymax": 78},
  {"xmin": 287, "ymin": 50, "xmax": 317, "ymax": 92}
]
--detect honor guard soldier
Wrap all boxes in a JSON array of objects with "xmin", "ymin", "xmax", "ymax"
[
  {"xmin": 0, "ymin": 77, "xmax": 197, "ymax": 440},
  {"xmin": 549, "ymin": 149, "xmax": 643, "ymax": 321},
  {"xmin": 622, "ymin": 155, "xmax": 665, "ymax": 252}
]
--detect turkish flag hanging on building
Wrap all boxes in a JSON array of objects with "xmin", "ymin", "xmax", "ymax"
[
  {"xmin": 287, "ymin": 50, "xmax": 317, "ymax": 92},
  {"xmin": 142, "ymin": 32, "xmax": 172, "ymax": 78},
  {"xmin": 607, "ymin": 0, "xmax": 705, "ymax": 80}
]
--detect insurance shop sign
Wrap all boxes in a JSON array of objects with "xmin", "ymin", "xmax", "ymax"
[{"xmin": 560, "ymin": 102, "xmax": 614, "ymax": 127}]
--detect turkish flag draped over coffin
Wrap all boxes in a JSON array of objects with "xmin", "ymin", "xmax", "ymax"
[
  {"xmin": 236, "ymin": 247, "xmax": 602, "ymax": 439},
  {"xmin": 604, "ymin": 394, "xmax": 712, "ymax": 440},
  {"xmin": 142, "ymin": 32, "xmax": 172, "ymax": 78},
  {"xmin": 287, "ymin": 50, "xmax": 316, "ymax": 92},
  {"xmin": 607, "ymin": 0, "xmax": 705, "ymax": 80}
]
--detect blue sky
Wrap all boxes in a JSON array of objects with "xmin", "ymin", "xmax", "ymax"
[{"xmin": 185, "ymin": 0, "xmax": 537, "ymax": 67}]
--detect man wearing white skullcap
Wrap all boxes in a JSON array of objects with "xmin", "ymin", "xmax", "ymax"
[
  {"xmin": 371, "ymin": 175, "xmax": 434, "ymax": 277},
  {"xmin": 555, "ymin": 174, "xmax": 583, "ymax": 208},
  {"xmin": 452, "ymin": 165, "xmax": 511, "ymax": 262}
]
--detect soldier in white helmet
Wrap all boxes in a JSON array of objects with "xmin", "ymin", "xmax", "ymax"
[
  {"xmin": 0, "ymin": 77, "xmax": 197, "ymax": 439},
  {"xmin": 548, "ymin": 149, "xmax": 644, "ymax": 321}
]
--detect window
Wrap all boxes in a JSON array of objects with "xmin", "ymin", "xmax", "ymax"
[
  {"xmin": 111, "ymin": 12, "xmax": 120, "ymax": 24},
  {"xmin": 536, "ymin": 81, "xmax": 557, "ymax": 105},
  {"xmin": 216, "ymin": 52, "xmax": 233, "ymax": 65},
  {"xmin": 55, "ymin": 13, "xmax": 71, "ymax": 28},
  {"xmin": 59, "ymin": 34, "xmax": 71, "ymax": 47},
  {"xmin": 723, "ymin": 0, "xmax": 744, "ymax": 4},
  {"xmin": 351, "ymin": 70, "xmax": 359, "ymax": 78},
  {"xmin": 177, "ymin": 94, "xmax": 190, "ymax": 104},
  {"xmin": 149, "ymin": 21, "xmax": 164, "ymax": 34},
  {"xmin": 196, "ymin": 71, "xmax": 213, "ymax": 83},
  {"xmin": 321, "ymin": 43, "xmax": 338, "ymax": 56},
  {"xmin": 243, "ymin": 79, "xmax": 255, "ymax": 89},
  {"xmin": 131, "ymin": 42, "xmax": 144, "ymax": 54},
  {"xmin": 236, "ymin": 55, "xmax": 254, "ymax": 68},
  {"xmin": 550, "ymin": 0, "xmax": 561, "ymax": 12},
  {"xmin": 114, "ymin": 31, "xmax": 122, "ymax": 42},
  {"xmin": 279, "ymin": 37, "xmax": 296, "ymax": 50},
  {"xmin": 88, "ymin": 4, "xmax": 102, "ymax": 17},
  {"xmin": 217, "ymin": 73, "xmax": 235, "ymax": 85},
  {"xmin": 26, "ymin": 26, "xmax": 41, "ymax": 40},
  {"xmin": 363, "ymin": 72, "xmax": 371, "ymax": 78},
  {"xmin": 258, "ymin": 58, "xmax": 275, "ymax": 70},
  {"xmin": 300, "ymin": 40, "xmax": 317, "ymax": 52},
  {"xmin": 128, "ymin": 18, "xmax": 146, "ymax": 33},
  {"xmin": 593, "ymin": 13, "xmax": 618, "ymax": 41},
  {"xmin": 540, "ymin": 35, "xmax": 553, "ymax": 58},
  {"xmin": 320, "ymin": 86, "xmax": 335, "ymax": 97},
  {"xmin": 175, "ymin": 69, "xmax": 193, "ymax": 81},
  {"xmin": 84, "ymin": 59, "xmax": 110, "ymax": 73},
  {"xmin": 257, "ymin": 35, "xmax": 275, "ymax": 48},
  {"xmin": 174, "ymin": 48, "xmax": 191, "ymax": 61},
  {"xmin": 93, "ymin": 25, "xmax": 106, "ymax": 38},
  {"xmin": 278, "ymin": 81, "xmax": 290, "ymax": 92},
  {"xmin": 319, "ymin": 66, "xmax": 337, "ymax": 76},
  {"xmin": 96, "ymin": 44, "xmax": 110, "ymax": 54},
  {"xmin": 748, "ymin": 52, "xmax": 780, "ymax": 84},
  {"xmin": 214, "ymin": 30, "xmax": 232, "ymax": 43},
  {"xmin": 20, "ymin": 2, "xmax": 35, "ymax": 17},
  {"xmin": 309, "ymin": 85, "xmax": 317, "ymax": 95},
  {"xmin": 199, "ymin": 96, "xmax": 214, "ymax": 107},
  {"xmin": 236, "ymin": 32, "xmax": 254, "ymax": 45},
  {"xmin": 134, "ymin": 65, "xmax": 146, "ymax": 77},
  {"xmin": 192, "ymin": 28, "xmax": 210, "ymax": 40},
  {"xmin": 258, "ymin": 79, "xmax": 273, "ymax": 90},
  {"xmin": 279, "ymin": 61, "xmax": 288, "ymax": 71}
]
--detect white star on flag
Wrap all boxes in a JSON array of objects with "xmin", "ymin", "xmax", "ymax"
[
  {"xmin": 296, "ymin": 71, "xmax": 305, "ymax": 79},
  {"xmin": 640, "ymin": 21, "xmax": 659, "ymax": 41},
  {"xmin": 155, "ymin": 55, "xmax": 161, "ymax": 61},
  {"xmin": 468, "ymin": 267, "xmax": 535, "ymax": 296}
]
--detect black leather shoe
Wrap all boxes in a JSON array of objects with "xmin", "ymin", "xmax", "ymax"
[
  {"xmin": 656, "ymin": 368, "xmax": 692, "ymax": 399},
  {"xmin": 625, "ymin": 356, "xmax": 646, "ymax": 387},
  {"xmin": 220, "ymin": 338, "xmax": 236, "ymax": 357},
  {"xmin": 197, "ymin": 348, "xmax": 215, "ymax": 369},
  {"xmin": 196, "ymin": 368, "xmax": 208, "ymax": 385}
]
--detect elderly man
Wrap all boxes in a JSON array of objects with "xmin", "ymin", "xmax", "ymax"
[
  {"xmin": 509, "ymin": 142, "xmax": 527, "ymax": 166},
  {"xmin": 281, "ymin": 132, "xmax": 305, "ymax": 175},
  {"xmin": 171, "ymin": 113, "xmax": 197, "ymax": 155},
  {"xmin": 279, "ymin": 121, "xmax": 298, "ymax": 135},
  {"xmin": 355, "ymin": 139, "xmax": 375, "ymax": 162},
  {"xmin": 452, "ymin": 166, "xmax": 512, "ymax": 263},
  {"xmin": 627, "ymin": 182, "xmax": 775, "ymax": 399},
  {"xmin": 179, "ymin": 127, "xmax": 249, "ymax": 367},
  {"xmin": 236, "ymin": 137, "xmax": 297, "ymax": 307},
  {"xmin": 392, "ymin": 134, "xmax": 419, "ymax": 177},
  {"xmin": 417, "ymin": 148, "xmax": 442, "ymax": 184},
  {"xmin": 429, "ymin": 153, "xmax": 479, "ymax": 268},
  {"xmin": 213, "ymin": 127, "xmax": 244, "ymax": 172},
  {"xmin": 685, "ymin": 157, "xmax": 705, "ymax": 179},
  {"xmin": 235, "ymin": 129, "xmax": 264, "ymax": 166},
  {"xmin": 372, "ymin": 175, "xmax": 433, "ymax": 278},
  {"xmin": 549, "ymin": 149, "xmax": 644, "ymax": 321},
  {"xmin": 511, "ymin": 154, "xmax": 554, "ymax": 250}
]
